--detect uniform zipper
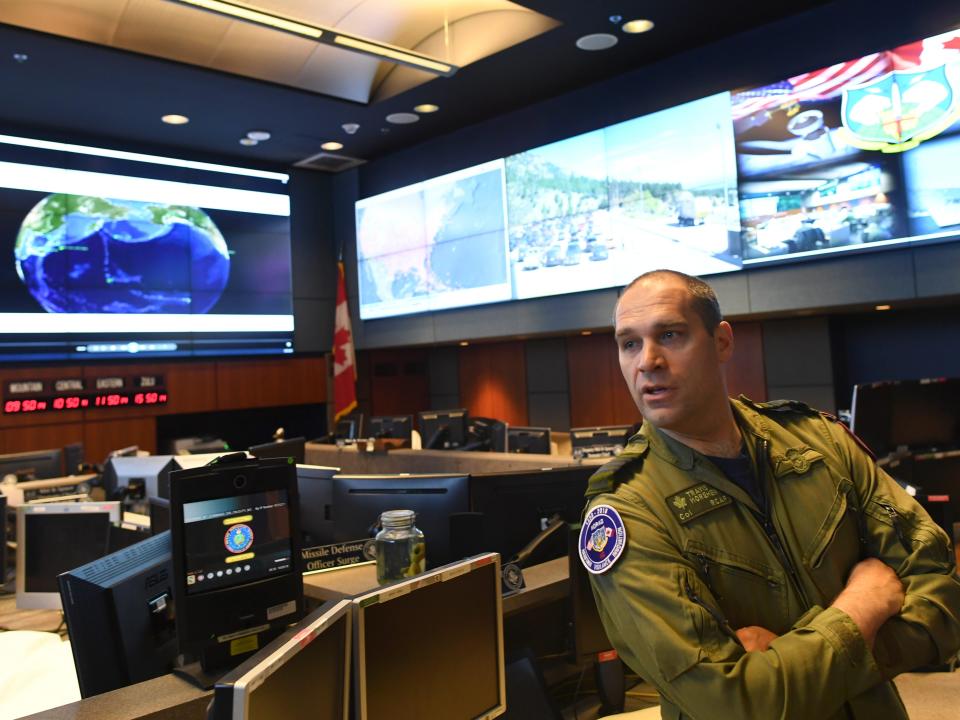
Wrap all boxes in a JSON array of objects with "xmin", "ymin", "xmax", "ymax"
[
  {"xmin": 877, "ymin": 501, "xmax": 912, "ymax": 552},
  {"xmin": 683, "ymin": 578, "xmax": 739, "ymax": 643},
  {"xmin": 694, "ymin": 553, "xmax": 720, "ymax": 599},
  {"xmin": 754, "ymin": 437, "xmax": 812, "ymax": 609}
]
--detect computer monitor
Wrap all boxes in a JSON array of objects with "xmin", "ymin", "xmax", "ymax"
[
  {"xmin": 331, "ymin": 474, "xmax": 470, "ymax": 567},
  {"xmin": 211, "ymin": 599, "xmax": 351, "ymax": 720},
  {"xmin": 465, "ymin": 417, "xmax": 508, "ymax": 452},
  {"xmin": 248, "ymin": 437, "xmax": 307, "ymax": 465},
  {"xmin": 157, "ymin": 451, "xmax": 252, "ymax": 499},
  {"xmin": 64, "ymin": 442, "xmax": 85, "ymax": 476},
  {"xmin": 569, "ymin": 426, "xmax": 632, "ymax": 459},
  {"xmin": 59, "ymin": 531, "xmax": 177, "ymax": 698},
  {"xmin": 0, "ymin": 448, "xmax": 64, "ymax": 482},
  {"xmin": 851, "ymin": 378, "xmax": 960, "ymax": 458},
  {"xmin": 418, "ymin": 409, "xmax": 469, "ymax": 450},
  {"xmin": 169, "ymin": 456, "xmax": 303, "ymax": 672},
  {"xmin": 352, "ymin": 553, "xmax": 505, "ymax": 720},
  {"xmin": 369, "ymin": 415, "xmax": 413, "ymax": 441},
  {"xmin": 149, "ymin": 496, "xmax": 171, "ymax": 535},
  {"xmin": 507, "ymin": 426, "xmax": 552, "ymax": 455},
  {"xmin": 101, "ymin": 455, "xmax": 175, "ymax": 501},
  {"xmin": 469, "ymin": 466, "xmax": 595, "ymax": 563},
  {"xmin": 335, "ymin": 414, "xmax": 364, "ymax": 440},
  {"xmin": 16, "ymin": 501, "xmax": 121, "ymax": 609},
  {"xmin": 297, "ymin": 464, "xmax": 339, "ymax": 547}
]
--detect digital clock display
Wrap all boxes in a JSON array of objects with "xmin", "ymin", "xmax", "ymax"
[{"xmin": 3, "ymin": 391, "xmax": 168, "ymax": 414}]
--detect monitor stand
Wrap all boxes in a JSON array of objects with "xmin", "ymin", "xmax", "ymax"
[{"xmin": 173, "ymin": 661, "xmax": 223, "ymax": 691}]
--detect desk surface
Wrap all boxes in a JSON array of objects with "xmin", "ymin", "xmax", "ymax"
[{"xmin": 303, "ymin": 556, "xmax": 569, "ymax": 616}]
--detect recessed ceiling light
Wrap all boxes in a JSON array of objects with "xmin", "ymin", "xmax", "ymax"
[
  {"xmin": 246, "ymin": 130, "xmax": 271, "ymax": 141},
  {"xmin": 321, "ymin": 141, "xmax": 343, "ymax": 151},
  {"xmin": 386, "ymin": 112, "xmax": 420, "ymax": 125},
  {"xmin": 575, "ymin": 33, "xmax": 618, "ymax": 51},
  {"xmin": 875, "ymin": 304, "xmax": 892, "ymax": 311},
  {"xmin": 161, "ymin": 114, "xmax": 190, "ymax": 125},
  {"xmin": 622, "ymin": 19, "xmax": 655, "ymax": 34},
  {"xmin": 414, "ymin": 104, "xmax": 439, "ymax": 114},
  {"xmin": 239, "ymin": 137, "xmax": 258, "ymax": 146},
  {"xmin": 12, "ymin": 52, "xmax": 28, "ymax": 63}
]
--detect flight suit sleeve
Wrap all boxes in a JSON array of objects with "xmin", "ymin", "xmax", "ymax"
[
  {"xmin": 588, "ymin": 487, "xmax": 884, "ymax": 720},
  {"xmin": 822, "ymin": 419, "xmax": 960, "ymax": 677}
]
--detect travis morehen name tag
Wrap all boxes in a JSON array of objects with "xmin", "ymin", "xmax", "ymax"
[
  {"xmin": 580, "ymin": 504, "xmax": 627, "ymax": 575},
  {"xmin": 666, "ymin": 483, "xmax": 732, "ymax": 524}
]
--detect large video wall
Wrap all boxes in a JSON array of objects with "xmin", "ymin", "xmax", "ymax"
[{"xmin": 356, "ymin": 28, "xmax": 960, "ymax": 320}]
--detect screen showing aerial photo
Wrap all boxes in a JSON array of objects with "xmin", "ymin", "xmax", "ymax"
[
  {"xmin": 732, "ymin": 29, "xmax": 960, "ymax": 263},
  {"xmin": 356, "ymin": 93, "xmax": 739, "ymax": 319},
  {"xmin": 506, "ymin": 92, "xmax": 740, "ymax": 300}
]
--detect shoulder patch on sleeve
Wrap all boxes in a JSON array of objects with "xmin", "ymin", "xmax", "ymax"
[{"xmin": 580, "ymin": 504, "xmax": 627, "ymax": 574}]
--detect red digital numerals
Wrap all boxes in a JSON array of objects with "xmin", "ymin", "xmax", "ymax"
[{"xmin": 4, "ymin": 391, "xmax": 167, "ymax": 414}]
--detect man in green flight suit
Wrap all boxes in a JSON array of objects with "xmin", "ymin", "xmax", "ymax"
[{"xmin": 582, "ymin": 269, "xmax": 960, "ymax": 719}]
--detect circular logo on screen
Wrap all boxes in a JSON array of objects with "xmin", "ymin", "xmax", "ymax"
[
  {"xmin": 579, "ymin": 505, "xmax": 626, "ymax": 575},
  {"xmin": 224, "ymin": 524, "xmax": 254, "ymax": 554}
]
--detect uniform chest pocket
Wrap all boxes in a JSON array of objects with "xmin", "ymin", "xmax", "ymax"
[
  {"xmin": 683, "ymin": 539, "xmax": 788, "ymax": 634},
  {"xmin": 803, "ymin": 477, "xmax": 861, "ymax": 600}
]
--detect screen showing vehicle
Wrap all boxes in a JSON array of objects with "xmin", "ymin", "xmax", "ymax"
[
  {"xmin": 355, "ymin": 93, "xmax": 739, "ymax": 320},
  {"xmin": 182, "ymin": 489, "xmax": 292, "ymax": 595},
  {"xmin": 0, "ymin": 135, "xmax": 293, "ymax": 361},
  {"xmin": 732, "ymin": 29, "xmax": 960, "ymax": 264}
]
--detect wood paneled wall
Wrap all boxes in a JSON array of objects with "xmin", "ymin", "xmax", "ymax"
[
  {"xmin": 566, "ymin": 333, "xmax": 641, "ymax": 428},
  {"xmin": 458, "ymin": 342, "xmax": 528, "ymax": 426},
  {"xmin": 366, "ymin": 349, "xmax": 430, "ymax": 418},
  {"xmin": 0, "ymin": 357, "xmax": 326, "ymax": 462},
  {"xmin": 725, "ymin": 321, "xmax": 767, "ymax": 402}
]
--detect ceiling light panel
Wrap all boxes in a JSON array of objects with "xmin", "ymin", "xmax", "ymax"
[{"xmin": 0, "ymin": 0, "xmax": 558, "ymax": 104}]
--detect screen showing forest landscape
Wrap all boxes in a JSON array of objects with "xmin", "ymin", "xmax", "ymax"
[{"xmin": 356, "ymin": 28, "xmax": 960, "ymax": 320}]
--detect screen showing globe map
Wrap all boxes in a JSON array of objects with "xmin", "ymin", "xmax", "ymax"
[{"xmin": 0, "ymin": 136, "xmax": 293, "ymax": 362}]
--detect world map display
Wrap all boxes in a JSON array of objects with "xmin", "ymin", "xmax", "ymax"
[
  {"xmin": 15, "ymin": 194, "xmax": 231, "ymax": 314},
  {"xmin": 356, "ymin": 164, "xmax": 509, "ymax": 317}
]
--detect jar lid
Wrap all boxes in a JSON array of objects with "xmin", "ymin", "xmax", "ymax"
[{"xmin": 380, "ymin": 509, "xmax": 416, "ymax": 528}]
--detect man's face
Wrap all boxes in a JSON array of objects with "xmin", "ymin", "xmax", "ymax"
[{"xmin": 614, "ymin": 277, "xmax": 733, "ymax": 435}]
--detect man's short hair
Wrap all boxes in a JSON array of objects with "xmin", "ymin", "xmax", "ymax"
[{"xmin": 617, "ymin": 269, "xmax": 723, "ymax": 334}]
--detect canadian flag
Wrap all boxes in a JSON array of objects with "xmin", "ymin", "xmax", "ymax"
[{"xmin": 332, "ymin": 261, "xmax": 357, "ymax": 422}]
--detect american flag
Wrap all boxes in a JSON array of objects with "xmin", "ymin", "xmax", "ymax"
[
  {"xmin": 731, "ymin": 30, "xmax": 960, "ymax": 121},
  {"xmin": 731, "ymin": 53, "xmax": 889, "ymax": 120}
]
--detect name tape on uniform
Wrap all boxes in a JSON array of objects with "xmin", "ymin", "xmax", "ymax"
[
  {"xmin": 580, "ymin": 504, "xmax": 627, "ymax": 574},
  {"xmin": 665, "ymin": 483, "xmax": 732, "ymax": 524}
]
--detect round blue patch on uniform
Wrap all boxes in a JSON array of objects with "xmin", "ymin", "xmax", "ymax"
[
  {"xmin": 579, "ymin": 504, "xmax": 627, "ymax": 575},
  {"xmin": 224, "ymin": 523, "xmax": 254, "ymax": 554}
]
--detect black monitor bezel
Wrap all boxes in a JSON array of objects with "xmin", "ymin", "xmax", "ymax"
[
  {"xmin": 169, "ymin": 456, "xmax": 304, "ymax": 661},
  {"xmin": 506, "ymin": 426, "xmax": 552, "ymax": 454},
  {"xmin": 0, "ymin": 447, "xmax": 64, "ymax": 481},
  {"xmin": 417, "ymin": 408, "xmax": 469, "ymax": 450}
]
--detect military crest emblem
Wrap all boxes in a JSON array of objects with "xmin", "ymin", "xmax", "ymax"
[
  {"xmin": 841, "ymin": 63, "xmax": 960, "ymax": 152},
  {"xmin": 580, "ymin": 505, "xmax": 627, "ymax": 575}
]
